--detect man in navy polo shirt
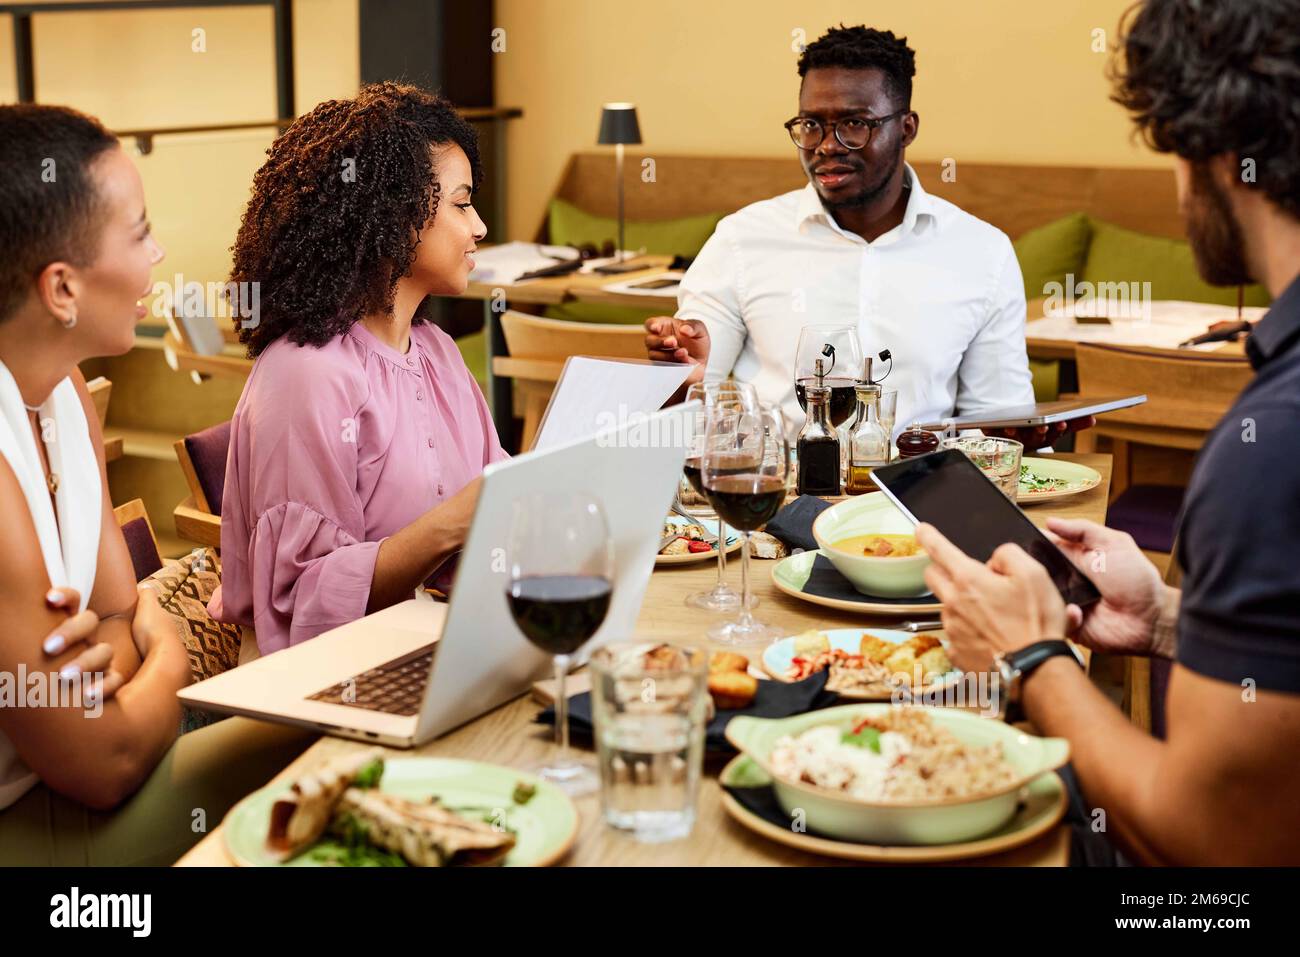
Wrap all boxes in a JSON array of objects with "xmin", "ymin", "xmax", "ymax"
[{"xmin": 916, "ymin": 0, "xmax": 1300, "ymax": 864}]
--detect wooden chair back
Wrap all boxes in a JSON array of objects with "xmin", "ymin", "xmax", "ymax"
[
  {"xmin": 1076, "ymin": 344, "xmax": 1253, "ymax": 443},
  {"xmin": 546, "ymin": 153, "xmax": 1184, "ymax": 241},
  {"xmin": 500, "ymin": 310, "xmax": 649, "ymax": 361},
  {"xmin": 85, "ymin": 376, "xmax": 111, "ymax": 429},
  {"xmin": 113, "ymin": 498, "xmax": 163, "ymax": 581},
  {"xmin": 493, "ymin": 311, "xmax": 650, "ymax": 451}
]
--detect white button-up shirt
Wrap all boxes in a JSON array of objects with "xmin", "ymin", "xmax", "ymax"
[{"xmin": 676, "ymin": 164, "xmax": 1033, "ymax": 438}]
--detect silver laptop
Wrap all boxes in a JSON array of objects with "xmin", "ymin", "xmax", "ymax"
[{"xmin": 179, "ymin": 402, "xmax": 694, "ymax": 746}]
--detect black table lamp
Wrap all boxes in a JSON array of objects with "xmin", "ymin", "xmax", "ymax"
[{"xmin": 597, "ymin": 103, "xmax": 642, "ymax": 263}]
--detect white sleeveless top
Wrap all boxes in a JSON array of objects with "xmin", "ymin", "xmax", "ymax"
[{"xmin": 0, "ymin": 363, "xmax": 101, "ymax": 810}]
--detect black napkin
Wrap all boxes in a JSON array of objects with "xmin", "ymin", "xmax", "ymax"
[
  {"xmin": 764, "ymin": 496, "xmax": 940, "ymax": 608},
  {"xmin": 804, "ymin": 553, "xmax": 940, "ymax": 607},
  {"xmin": 721, "ymin": 776, "xmax": 797, "ymax": 830},
  {"xmin": 763, "ymin": 495, "xmax": 831, "ymax": 552},
  {"xmin": 536, "ymin": 670, "xmax": 838, "ymax": 752}
]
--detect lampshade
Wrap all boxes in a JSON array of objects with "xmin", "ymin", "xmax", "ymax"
[{"xmin": 597, "ymin": 103, "xmax": 642, "ymax": 145}]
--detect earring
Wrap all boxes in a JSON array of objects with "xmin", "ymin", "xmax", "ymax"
[{"xmin": 60, "ymin": 310, "xmax": 77, "ymax": 330}]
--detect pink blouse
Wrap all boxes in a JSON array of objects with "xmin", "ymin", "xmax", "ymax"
[{"xmin": 212, "ymin": 321, "xmax": 507, "ymax": 654}]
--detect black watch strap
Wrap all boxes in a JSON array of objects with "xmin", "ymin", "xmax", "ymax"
[{"xmin": 1006, "ymin": 639, "xmax": 1083, "ymax": 679}]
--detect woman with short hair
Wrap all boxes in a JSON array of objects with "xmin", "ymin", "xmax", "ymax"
[{"xmin": 0, "ymin": 103, "xmax": 311, "ymax": 865}]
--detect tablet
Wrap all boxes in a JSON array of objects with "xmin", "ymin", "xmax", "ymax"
[
  {"xmin": 914, "ymin": 395, "xmax": 1146, "ymax": 432},
  {"xmin": 871, "ymin": 450, "xmax": 1101, "ymax": 608}
]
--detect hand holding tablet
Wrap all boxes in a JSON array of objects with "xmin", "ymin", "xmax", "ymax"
[{"xmin": 870, "ymin": 450, "xmax": 1101, "ymax": 608}]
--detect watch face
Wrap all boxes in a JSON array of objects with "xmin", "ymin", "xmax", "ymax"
[{"xmin": 998, "ymin": 660, "xmax": 1020, "ymax": 706}]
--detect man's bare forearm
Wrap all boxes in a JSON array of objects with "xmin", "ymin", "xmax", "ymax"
[{"xmin": 1020, "ymin": 657, "xmax": 1170, "ymax": 863}]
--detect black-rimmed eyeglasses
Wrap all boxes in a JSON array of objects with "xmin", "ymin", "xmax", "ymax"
[{"xmin": 783, "ymin": 110, "xmax": 907, "ymax": 151}]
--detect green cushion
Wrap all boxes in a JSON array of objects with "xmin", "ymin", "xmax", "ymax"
[
  {"xmin": 1011, "ymin": 214, "xmax": 1090, "ymax": 404},
  {"xmin": 542, "ymin": 303, "xmax": 658, "ymax": 326},
  {"xmin": 1013, "ymin": 212, "xmax": 1092, "ymax": 302},
  {"xmin": 1081, "ymin": 218, "xmax": 1270, "ymax": 307},
  {"xmin": 455, "ymin": 329, "xmax": 488, "ymax": 392},
  {"xmin": 1028, "ymin": 358, "xmax": 1060, "ymax": 403},
  {"xmin": 541, "ymin": 197, "xmax": 716, "ymax": 325},
  {"xmin": 546, "ymin": 197, "xmax": 723, "ymax": 259}
]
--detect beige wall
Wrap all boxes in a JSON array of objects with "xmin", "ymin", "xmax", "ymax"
[
  {"xmin": 0, "ymin": 0, "xmax": 360, "ymax": 307},
  {"xmin": 3, "ymin": 2, "xmax": 1171, "ymax": 269},
  {"xmin": 495, "ymin": 0, "xmax": 1168, "ymax": 240}
]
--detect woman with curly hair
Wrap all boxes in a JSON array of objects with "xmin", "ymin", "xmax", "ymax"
[{"xmin": 214, "ymin": 83, "xmax": 504, "ymax": 656}]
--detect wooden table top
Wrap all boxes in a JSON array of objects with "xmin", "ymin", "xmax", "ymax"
[
  {"xmin": 176, "ymin": 453, "xmax": 1111, "ymax": 867},
  {"xmin": 457, "ymin": 250, "xmax": 678, "ymax": 310},
  {"xmin": 1025, "ymin": 297, "xmax": 1248, "ymax": 362}
]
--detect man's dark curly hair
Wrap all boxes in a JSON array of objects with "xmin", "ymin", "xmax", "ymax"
[
  {"xmin": 1111, "ymin": 0, "xmax": 1300, "ymax": 218},
  {"xmin": 0, "ymin": 104, "xmax": 118, "ymax": 323},
  {"xmin": 230, "ymin": 82, "xmax": 482, "ymax": 357},
  {"xmin": 797, "ymin": 25, "xmax": 917, "ymax": 109}
]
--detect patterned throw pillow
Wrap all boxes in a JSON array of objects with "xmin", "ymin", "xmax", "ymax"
[{"xmin": 142, "ymin": 548, "xmax": 242, "ymax": 733}]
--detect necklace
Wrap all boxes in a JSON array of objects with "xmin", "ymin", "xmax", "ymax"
[{"xmin": 24, "ymin": 406, "xmax": 59, "ymax": 494}]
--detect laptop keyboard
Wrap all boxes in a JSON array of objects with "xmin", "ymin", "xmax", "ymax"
[{"xmin": 306, "ymin": 644, "xmax": 436, "ymax": 717}]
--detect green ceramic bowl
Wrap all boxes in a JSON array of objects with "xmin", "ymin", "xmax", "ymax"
[
  {"xmin": 812, "ymin": 495, "xmax": 931, "ymax": 598},
  {"xmin": 725, "ymin": 704, "xmax": 1070, "ymax": 846}
]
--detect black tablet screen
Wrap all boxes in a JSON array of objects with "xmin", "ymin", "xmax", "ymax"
[{"xmin": 871, "ymin": 450, "xmax": 1101, "ymax": 608}]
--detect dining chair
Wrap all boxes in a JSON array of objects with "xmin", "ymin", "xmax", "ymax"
[
  {"xmin": 1075, "ymin": 343, "xmax": 1252, "ymax": 552},
  {"xmin": 162, "ymin": 302, "xmax": 252, "ymax": 385},
  {"xmin": 494, "ymin": 309, "xmax": 649, "ymax": 451},
  {"xmin": 85, "ymin": 376, "xmax": 112, "ymax": 429},
  {"xmin": 1075, "ymin": 344, "xmax": 1250, "ymax": 732},
  {"xmin": 113, "ymin": 498, "xmax": 164, "ymax": 582},
  {"xmin": 172, "ymin": 420, "xmax": 231, "ymax": 550}
]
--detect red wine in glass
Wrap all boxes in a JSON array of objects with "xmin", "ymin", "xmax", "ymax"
[
  {"xmin": 795, "ymin": 376, "xmax": 858, "ymax": 427},
  {"xmin": 704, "ymin": 474, "xmax": 787, "ymax": 531},
  {"xmin": 682, "ymin": 456, "xmax": 705, "ymax": 497},
  {"xmin": 507, "ymin": 574, "xmax": 612, "ymax": 655}
]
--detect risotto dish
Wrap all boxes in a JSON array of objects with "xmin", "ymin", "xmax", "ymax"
[{"xmin": 768, "ymin": 708, "xmax": 1020, "ymax": 804}]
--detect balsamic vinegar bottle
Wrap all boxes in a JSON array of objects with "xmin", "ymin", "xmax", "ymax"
[{"xmin": 796, "ymin": 360, "xmax": 841, "ymax": 496}]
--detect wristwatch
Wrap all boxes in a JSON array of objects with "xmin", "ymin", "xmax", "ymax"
[{"xmin": 993, "ymin": 640, "xmax": 1084, "ymax": 720}]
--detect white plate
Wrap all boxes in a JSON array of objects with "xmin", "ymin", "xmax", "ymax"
[
  {"xmin": 761, "ymin": 627, "xmax": 961, "ymax": 701},
  {"xmin": 655, "ymin": 516, "xmax": 741, "ymax": 566}
]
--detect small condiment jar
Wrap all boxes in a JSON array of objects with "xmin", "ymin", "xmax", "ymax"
[{"xmin": 896, "ymin": 421, "xmax": 940, "ymax": 459}]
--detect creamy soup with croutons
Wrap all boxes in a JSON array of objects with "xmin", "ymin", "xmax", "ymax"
[{"xmin": 831, "ymin": 533, "xmax": 924, "ymax": 558}]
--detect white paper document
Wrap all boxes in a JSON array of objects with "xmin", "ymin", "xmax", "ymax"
[
  {"xmin": 533, "ymin": 356, "xmax": 693, "ymax": 451},
  {"xmin": 1028, "ymin": 300, "xmax": 1267, "ymax": 351},
  {"xmin": 468, "ymin": 242, "xmax": 575, "ymax": 283},
  {"xmin": 468, "ymin": 242, "xmax": 643, "ymax": 284},
  {"xmin": 599, "ymin": 271, "xmax": 686, "ymax": 296}
]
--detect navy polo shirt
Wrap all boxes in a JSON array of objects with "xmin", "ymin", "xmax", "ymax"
[{"xmin": 1176, "ymin": 274, "xmax": 1300, "ymax": 693}]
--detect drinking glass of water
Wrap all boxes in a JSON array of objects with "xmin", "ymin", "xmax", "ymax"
[
  {"xmin": 942, "ymin": 435, "xmax": 1024, "ymax": 500},
  {"xmin": 589, "ymin": 642, "xmax": 708, "ymax": 843}
]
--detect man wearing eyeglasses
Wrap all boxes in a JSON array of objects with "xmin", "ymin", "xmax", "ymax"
[{"xmin": 647, "ymin": 25, "xmax": 1088, "ymax": 447}]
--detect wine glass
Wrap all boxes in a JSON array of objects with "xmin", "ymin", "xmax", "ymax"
[
  {"xmin": 507, "ymin": 490, "xmax": 613, "ymax": 796},
  {"xmin": 794, "ymin": 325, "xmax": 864, "ymax": 428},
  {"xmin": 683, "ymin": 380, "xmax": 758, "ymax": 611},
  {"xmin": 700, "ymin": 402, "xmax": 790, "ymax": 645}
]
